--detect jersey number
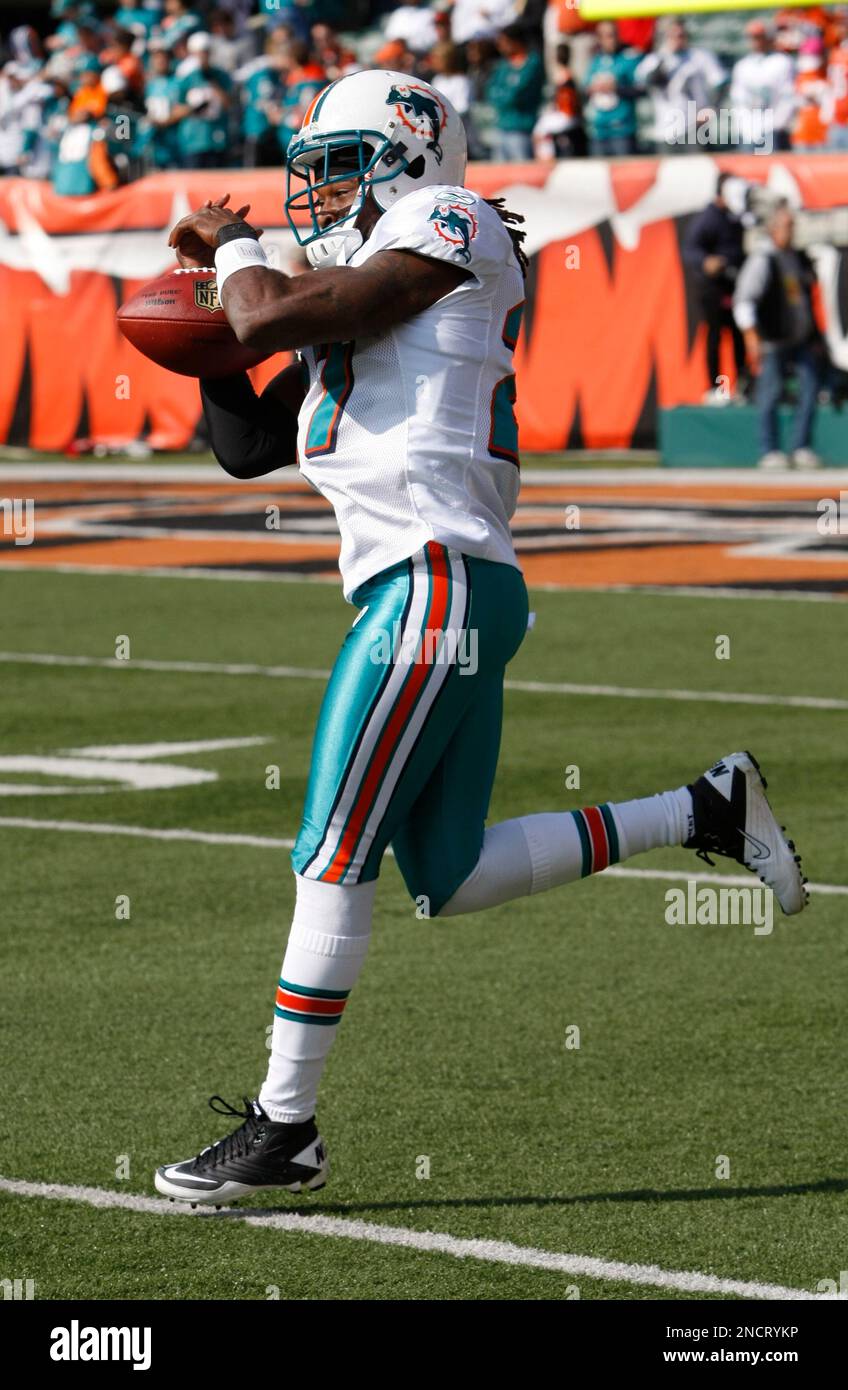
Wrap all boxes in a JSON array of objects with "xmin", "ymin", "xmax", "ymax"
[
  {"xmin": 305, "ymin": 341, "xmax": 355, "ymax": 457},
  {"xmin": 488, "ymin": 302, "xmax": 525, "ymax": 466}
]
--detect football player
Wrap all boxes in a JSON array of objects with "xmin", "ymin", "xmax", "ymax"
[{"xmin": 155, "ymin": 70, "xmax": 807, "ymax": 1205}]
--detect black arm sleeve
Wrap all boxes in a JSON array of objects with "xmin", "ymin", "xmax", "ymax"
[{"xmin": 199, "ymin": 372, "xmax": 298, "ymax": 479}]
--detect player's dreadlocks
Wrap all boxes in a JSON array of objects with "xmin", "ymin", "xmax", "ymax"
[{"xmin": 485, "ymin": 198, "xmax": 529, "ymax": 278}]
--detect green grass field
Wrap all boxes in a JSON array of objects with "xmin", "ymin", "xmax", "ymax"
[{"xmin": 0, "ymin": 568, "xmax": 845, "ymax": 1300}]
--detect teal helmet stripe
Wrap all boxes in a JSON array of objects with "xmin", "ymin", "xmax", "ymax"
[{"xmin": 311, "ymin": 76, "xmax": 344, "ymax": 123}]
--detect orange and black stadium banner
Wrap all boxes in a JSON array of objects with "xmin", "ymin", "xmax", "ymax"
[{"xmin": 2, "ymin": 156, "xmax": 848, "ymax": 453}]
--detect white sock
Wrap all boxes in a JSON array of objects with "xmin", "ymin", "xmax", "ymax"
[
  {"xmin": 612, "ymin": 786, "xmax": 693, "ymax": 857},
  {"xmin": 439, "ymin": 787, "xmax": 693, "ymax": 917},
  {"xmin": 258, "ymin": 874, "xmax": 376, "ymax": 1123}
]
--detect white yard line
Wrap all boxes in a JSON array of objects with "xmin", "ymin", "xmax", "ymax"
[
  {"xmin": 0, "ymin": 817, "xmax": 292, "ymax": 850},
  {"xmin": 0, "ymin": 1176, "xmax": 836, "ymax": 1300},
  {"xmin": 0, "ymin": 815, "xmax": 844, "ymax": 900},
  {"xmin": 503, "ymin": 677, "xmax": 848, "ymax": 711},
  {"xmin": 0, "ymin": 651, "xmax": 333, "ymax": 680},
  {"xmin": 1, "ymin": 650, "xmax": 845, "ymax": 710}
]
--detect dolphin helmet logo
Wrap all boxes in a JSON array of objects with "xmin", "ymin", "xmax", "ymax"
[
  {"xmin": 428, "ymin": 201, "xmax": 478, "ymax": 263},
  {"xmin": 386, "ymin": 83, "xmax": 447, "ymax": 163}
]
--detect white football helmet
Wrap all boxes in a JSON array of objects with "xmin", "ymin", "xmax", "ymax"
[{"xmin": 284, "ymin": 69, "xmax": 467, "ymax": 268}]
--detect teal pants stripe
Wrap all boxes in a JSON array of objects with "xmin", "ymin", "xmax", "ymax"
[{"xmin": 292, "ymin": 543, "xmax": 529, "ymax": 914}]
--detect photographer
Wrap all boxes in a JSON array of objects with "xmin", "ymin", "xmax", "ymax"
[
  {"xmin": 733, "ymin": 204, "xmax": 823, "ymax": 470},
  {"xmin": 683, "ymin": 173, "xmax": 747, "ymax": 403}
]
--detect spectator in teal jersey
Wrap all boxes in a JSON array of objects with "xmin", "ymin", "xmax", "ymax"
[
  {"xmin": 141, "ymin": 43, "xmax": 181, "ymax": 168},
  {"xmin": 485, "ymin": 24, "xmax": 545, "ymax": 163},
  {"xmin": 159, "ymin": 0, "xmax": 202, "ymax": 49},
  {"xmin": 113, "ymin": 3, "xmax": 163, "ymax": 39},
  {"xmin": 236, "ymin": 38, "xmax": 286, "ymax": 167},
  {"xmin": 257, "ymin": 1, "xmax": 310, "ymax": 40},
  {"xmin": 45, "ymin": 0, "xmax": 98, "ymax": 55},
  {"xmin": 173, "ymin": 31, "xmax": 232, "ymax": 168},
  {"xmin": 100, "ymin": 64, "xmax": 146, "ymax": 180},
  {"xmin": 52, "ymin": 107, "xmax": 118, "ymax": 194},
  {"xmin": 583, "ymin": 20, "xmax": 641, "ymax": 156}
]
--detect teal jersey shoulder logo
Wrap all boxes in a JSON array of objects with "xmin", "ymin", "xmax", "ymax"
[{"xmin": 428, "ymin": 199, "xmax": 478, "ymax": 263}]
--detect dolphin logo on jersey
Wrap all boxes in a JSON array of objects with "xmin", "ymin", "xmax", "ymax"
[
  {"xmin": 428, "ymin": 201, "xmax": 479, "ymax": 263},
  {"xmin": 386, "ymin": 83, "xmax": 446, "ymax": 163}
]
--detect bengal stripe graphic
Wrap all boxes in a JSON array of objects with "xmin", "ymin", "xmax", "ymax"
[
  {"xmin": 274, "ymin": 977, "xmax": 350, "ymax": 1027},
  {"xmin": 570, "ymin": 802, "xmax": 621, "ymax": 877}
]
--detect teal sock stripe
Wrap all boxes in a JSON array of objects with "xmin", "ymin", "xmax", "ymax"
[
  {"xmin": 274, "ymin": 1008, "xmax": 342, "ymax": 1026},
  {"xmin": 278, "ymin": 977, "xmax": 350, "ymax": 1000},
  {"xmin": 570, "ymin": 809, "xmax": 592, "ymax": 877},
  {"xmin": 599, "ymin": 803, "xmax": 621, "ymax": 864}
]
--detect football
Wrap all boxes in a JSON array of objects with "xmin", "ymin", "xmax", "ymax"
[{"xmin": 117, "ymin": 266, "xmax": 273, "ymax": 378}]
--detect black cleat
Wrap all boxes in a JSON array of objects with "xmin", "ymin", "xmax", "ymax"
[
  {"xmin": 684, "ymin": 751, "xmax": 808, "ymax": 915},
  {"xmin": 155, "ymin": 1096, "xmax": 329, "ymax": 1205}
]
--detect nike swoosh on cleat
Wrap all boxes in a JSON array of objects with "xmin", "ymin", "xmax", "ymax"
[
  {"xmin": 164, "ymin": 1172, "xmax": 220, "ymax": 1187},
  {"xmin": 740, "ymin": 830, "xmax": 771, "ymax": 861}
]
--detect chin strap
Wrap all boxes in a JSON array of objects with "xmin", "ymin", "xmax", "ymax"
[
  {"xmin": 305, "ymin": 175, "xmax": 368, "ymax": 270},
  {"xmin": 306, "ymin": 227, "xmax": 364, "ymax": 269}
]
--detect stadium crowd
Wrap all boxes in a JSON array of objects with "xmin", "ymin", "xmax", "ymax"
[{"xmin": 4, "ymin": 2, "xmax": 848, "ymax": 193}]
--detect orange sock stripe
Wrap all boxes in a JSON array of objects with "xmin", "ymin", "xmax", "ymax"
[
  {"xmin": 275, "ymin": 987, "xmax": 347, "ymax": 1017},
  {"xmin": 581, "ymin": 804, "xmax": 610, "ymax": 873}
]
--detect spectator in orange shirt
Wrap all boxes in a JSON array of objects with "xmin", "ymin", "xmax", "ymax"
[
  {"xmin": 792, "ymin": 36, "xmax": 828, "ymax": 150},
  {"xmin": 826, "ymin": 33, "xmax": 848, "ymax": 149},
  {"xmin": 372, "ymin": 38, "xmax": 417, "ymax": 75},
  {"xmin": 820, "ymin": 7, "xmax": 848, "ymax": 53},
  {"xmin": 100, "ymin": 28, "xmax": 145, "ymax": 100},
  {"xmin": 69, "ymin": 58, "xmax": 108, "ymax": 120}
]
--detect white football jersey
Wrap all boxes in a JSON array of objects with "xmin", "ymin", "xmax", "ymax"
[{"xmin": 296, "ymin": 184, "xmax": 525, "ymax": 601}]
